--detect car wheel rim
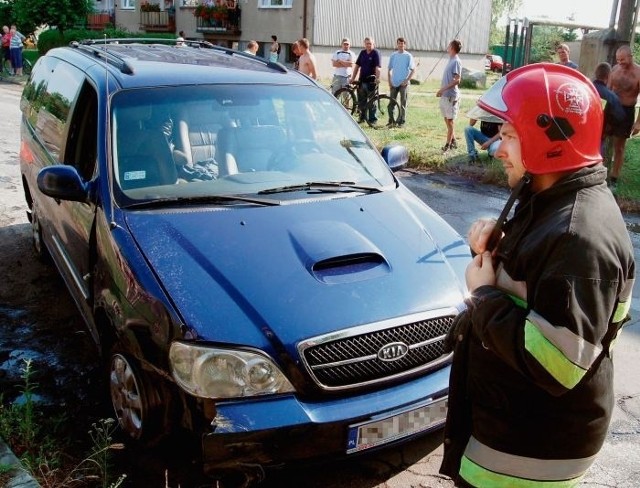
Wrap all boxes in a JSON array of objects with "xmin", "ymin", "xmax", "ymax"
[{"xmin": 110, "ymin": 353, "xmax": 144, "ymax": 439}]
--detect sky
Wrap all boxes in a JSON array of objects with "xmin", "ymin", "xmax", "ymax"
[{"xmin": 516, "ymin": 0, "xmax": 615, "ymax": 28}]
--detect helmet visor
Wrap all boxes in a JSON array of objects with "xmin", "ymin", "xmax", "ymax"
[
  {"xmin": 466, "ymin": 105, "xmax": 504, "ymax": 124},
  {"xmin": 478, "ymin": 75, "xmax": 509, "ymax": 119}
]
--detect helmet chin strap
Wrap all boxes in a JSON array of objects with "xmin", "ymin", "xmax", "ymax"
[{"xmin": 486, "ymin": 172, "xmax": 532, "ymax": 252}]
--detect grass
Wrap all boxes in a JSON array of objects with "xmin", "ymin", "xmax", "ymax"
[
  {"xmin": 334, "ymin": 74, "xmax": 640, "ymax": 213},
  {"xmin": 0, "ymin": 360, "xmax": 125, "ymax": 487}
]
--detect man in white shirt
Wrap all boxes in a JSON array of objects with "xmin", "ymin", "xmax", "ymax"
[
  {"xmin": 331, "ymin": 38, "xmax": 355, "ymax": 94},
  {"xmin": 244, "ymin": 40, "xmax": 259, "ymax": 56}
]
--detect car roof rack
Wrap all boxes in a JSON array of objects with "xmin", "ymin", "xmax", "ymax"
[{"xmin": 70, "ymin": 38, "xmax": 288, "ymax": 75}]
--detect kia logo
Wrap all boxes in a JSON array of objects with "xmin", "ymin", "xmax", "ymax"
[{"xmin": 377, "ymin": 342, "xmax": 409, "ymax": 362}]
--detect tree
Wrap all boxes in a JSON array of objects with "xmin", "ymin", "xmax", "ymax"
[
  {"xmin": 490, "ymin": 0, "xmax": 522, "ymax": 46},
  {"xmin": 528, "ymin": 24, "xmax": 567, "ymax": 62},
  {"xmin": 0, "ymin": 0, "xmax": 15, "ymax": 29},
  {"xmin": 12, "ymin": 0, "xmax": 93, "ymax": 35}
]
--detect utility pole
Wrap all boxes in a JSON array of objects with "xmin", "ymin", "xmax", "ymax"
[{"xmin": 609, "ymin": 0, "xmax": 638, "ymax": 61}]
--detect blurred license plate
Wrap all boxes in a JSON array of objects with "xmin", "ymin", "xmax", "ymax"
[{"xmin": 346, "ymin": 397, "xmax": 448, "ymax": 454}]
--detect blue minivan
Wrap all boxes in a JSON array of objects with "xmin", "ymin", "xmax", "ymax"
[{"xmin": 20, "ymin": 39, "xmax": 469, "ymax": 484}]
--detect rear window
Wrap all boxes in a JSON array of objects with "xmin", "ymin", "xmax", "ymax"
[{"xmin": 22, "ymin": 57, "xmax": 85, "ymax": 162}]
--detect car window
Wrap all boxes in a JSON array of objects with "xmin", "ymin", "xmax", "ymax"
[
  {"xmin": 64, "ymin": 82, "xmax": 99, "ymax": 181},
  {"xmin": 111, "ymin": 85, "xmax": 395, "ymax": 204},
  {"xmin": 22, "ymin": 56, "xmax": 84, "ymax": 162}
]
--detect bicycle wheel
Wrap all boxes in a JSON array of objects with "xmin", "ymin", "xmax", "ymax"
[
  {"xmin": 366, "ymin": 94, "xmax": 402, "ymax": 129},
  {"xmin": 23, "ymin": 58, "xmax": 32, "ymax": 76},
  {"xmin": 334, "ymin": 87, "xmax": 357, "ymax": 115}
]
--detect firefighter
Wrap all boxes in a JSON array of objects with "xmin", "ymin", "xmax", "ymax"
[{"xmin": 440, "ymin": 63, "xmax": 636, "ymax": 488}]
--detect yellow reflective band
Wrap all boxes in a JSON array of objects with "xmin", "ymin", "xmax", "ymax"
[
  {"xmin": 508, "ymin": 293, "xmax": 528, "ymax": 309},
  {"xmin": 527, "ymin": 311, "xmax": 600, "ymax": 369},
  {"xmin": 613, "ymin": 300, "xmax": 631, "ymax": 323},
  {"xmin": 524, "ymin": 321, "xmax": 587, "ymax": 389},
  {"xmin": 460, "ymin": 456, "xmax": 584, "ymax": 487}
]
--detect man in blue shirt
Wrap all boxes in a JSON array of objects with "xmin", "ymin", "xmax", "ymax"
[
  {"xmin": 387, "ymin": 37, "xmax": 416, "ymax": 127},
  {"xmin": 592, "ymin": 61, "xmax": 625, "ymax": 162},
  {"xmin": 556, "ymin": 43, "xmax": 578, "ymax": 69},
  {"xmin": 351, "ymin": 37, "xmax": 381, "ymax": 124}
]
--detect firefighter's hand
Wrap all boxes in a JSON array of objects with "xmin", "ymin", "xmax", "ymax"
[
  {"xmin": 467, "ymin": 218, "xmax": 499, "ymax": 254},
  {"xmin": 465, "ymin": 251, "xmax": 496, "ymax": 292}
]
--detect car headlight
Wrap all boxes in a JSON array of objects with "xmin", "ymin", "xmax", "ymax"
[{"xmin": 169, "ymin": 342, "xmax": 295, "ymax": 399}]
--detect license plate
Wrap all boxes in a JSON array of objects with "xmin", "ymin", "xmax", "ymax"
[{"xmin": 346, "ymin": 397, "xmax": 448, "ymax": 454}]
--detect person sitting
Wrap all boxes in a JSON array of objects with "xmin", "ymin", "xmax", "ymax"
[{"xmin": 464, "ymin": 105, "xmax": 502, "ymax": 164}]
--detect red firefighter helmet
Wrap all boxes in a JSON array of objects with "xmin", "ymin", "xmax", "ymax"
[{"xmin": 477, "ymin": 63, "xmax": 603, "ymax": 174}]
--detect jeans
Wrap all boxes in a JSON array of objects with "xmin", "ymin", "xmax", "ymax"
[
  {"xmin": 389, "ymin": 84, "xmax": 408, "ymax": 124},
  {"xmin": 464, "ymin": 125, "xmax": 499, "ymax": 158},
  {"xmin": 357, "ymin": 82, "xmax": 377, "ymax": 122}
]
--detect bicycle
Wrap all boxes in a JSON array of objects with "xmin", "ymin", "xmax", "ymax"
[{"xmin": 334, "ymin": 75, "xmax": 403, "ymax": 129}]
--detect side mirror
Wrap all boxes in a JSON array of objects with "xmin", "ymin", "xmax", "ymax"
[
  {"xmin": 381, "ymin": 144, "xmax": 409, "ymax": 171},
  {"xmin": 37, "ymin": 165, "xmax": 90, "ymax": 203}
]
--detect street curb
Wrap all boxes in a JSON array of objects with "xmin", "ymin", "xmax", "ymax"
[
  {"xmin": 0, "ymin": 437, "xmax": 41, "ymax": 487},
  {"xmin": 0, "ymin": 75, "xmax": 27, "ymax": 86}
]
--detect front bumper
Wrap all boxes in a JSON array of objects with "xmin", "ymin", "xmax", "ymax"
[{"xmin": 202, "ymin": 365, "xmax": 450, "ymax": 474}]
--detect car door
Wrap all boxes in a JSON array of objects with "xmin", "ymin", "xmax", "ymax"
[{"xmin": 35, "ymin": 63, "xmax": 99, "ymax": 319}]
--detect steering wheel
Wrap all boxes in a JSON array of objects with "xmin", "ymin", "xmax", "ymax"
[{"xmin": 267, "ymin": 139, "xmax": 323, "ymax": 171}]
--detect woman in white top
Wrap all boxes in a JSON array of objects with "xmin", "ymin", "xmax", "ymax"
[{"xmin": 269, "ymin": 35, "xmax": 280, "ymax": 63}]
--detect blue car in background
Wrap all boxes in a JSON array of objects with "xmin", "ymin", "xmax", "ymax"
[{"xmin": 20, "ymin": 39, "xmax": 470, "ymax": 484}]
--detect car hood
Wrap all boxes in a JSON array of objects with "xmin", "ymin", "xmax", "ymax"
[{"xmin": 124, "ymin": 188, "xmax": 469, "ymax": 351}]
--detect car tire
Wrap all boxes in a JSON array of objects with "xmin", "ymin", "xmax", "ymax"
[{"xmin": 109, "ymin": 350, "xmax": 167, "ymax": 444}]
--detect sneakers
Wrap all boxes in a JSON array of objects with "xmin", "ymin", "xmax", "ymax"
[
  {"xmin": 468, "ymin": 155, "xmax": 479, "ymax": 164},
  {"xmin": 441, "ymin": 143, "xmax": 450, "ymax": 153}
]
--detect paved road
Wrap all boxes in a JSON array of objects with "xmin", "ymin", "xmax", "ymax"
[{"xmin": 401, "ymin": 170, "xmax": 640, "ymax": 488}]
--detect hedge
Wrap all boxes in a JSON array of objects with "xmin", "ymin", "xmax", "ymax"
[{"xmin": 37, "ymin": 28, "xmax": 177, "ymax": 55}]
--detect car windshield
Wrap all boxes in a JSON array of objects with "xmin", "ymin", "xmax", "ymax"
[{"xmin": 110, "ymin": 84, "xmax": 395, "ymax": 206}]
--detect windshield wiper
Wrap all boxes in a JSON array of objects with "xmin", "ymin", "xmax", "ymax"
[
  {"xmin": 339, "ymin": 139, "xmax": 380, "ymax": 181},
  {"xmin": 123, "ymin": 194, "xmax": 281, "ymax": 209},
  {"xmin": 340, "ymin": 139, "xmax": 370, "ymax": 149},
  {"xmin": 257, "ymin": 181, "xmax": 383, "ymax": 195}
]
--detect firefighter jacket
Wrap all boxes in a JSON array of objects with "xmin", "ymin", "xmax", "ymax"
[{"xmin": 440, "ymin": 164, "xmax": 635, "ymax": 487}]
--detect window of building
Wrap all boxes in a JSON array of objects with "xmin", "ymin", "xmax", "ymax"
[
  {"xmin": 121, "ymin": 0, "xmax": 135, "ymax": 9},
  {"xmin": 258, "ymin": 0, "xmax": 293, "ymax": 8}
]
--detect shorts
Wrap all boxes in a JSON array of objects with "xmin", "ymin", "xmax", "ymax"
[
  {"xmin": 607, "ymin": 105, "xmax": 636, "ymax": 138},
  {"xmin": 331, "ymin": 75, "xmax": 349, "ymax": 94},
  {"xmin": 440, "ymin": 96, "xmax": 460, "ymax": 120}
]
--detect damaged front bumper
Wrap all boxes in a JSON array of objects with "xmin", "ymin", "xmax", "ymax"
[{"xmin": 202, "ymin": 365, "xmax": 450, "ymax": 475}]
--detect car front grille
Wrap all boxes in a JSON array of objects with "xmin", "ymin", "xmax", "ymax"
[{"xmin": 298, "ymin": 309, "xmax": 456, "ymax": 390}]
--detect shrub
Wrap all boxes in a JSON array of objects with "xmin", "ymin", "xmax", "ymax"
[{"xmin": 36, "ymin": 28, "xmax": 176, "ymax": 55}]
